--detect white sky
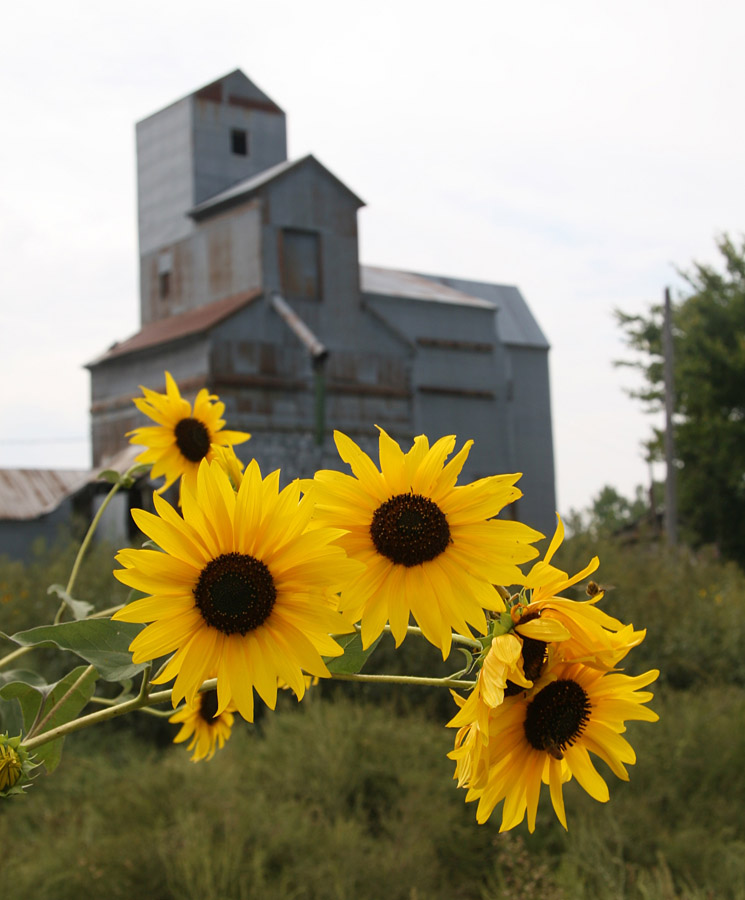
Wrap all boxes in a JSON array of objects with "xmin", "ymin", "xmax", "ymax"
[{"xmin": 2, "ymin": 0, "xmax": 743, "ymax": 514}]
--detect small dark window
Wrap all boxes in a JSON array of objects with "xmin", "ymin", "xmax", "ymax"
[
  {"xmin": 231, "ymin": 128, "xmax": 248, "ymax": 156},
  {"xmin": 281, "ymin": 229, "xmax": 321, "ymax": 301},
  {"xmin": 158, "ymin": 271, "xmax": 170, "ymax": 299}
]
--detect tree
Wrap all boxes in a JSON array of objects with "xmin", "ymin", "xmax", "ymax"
[
  {"xmin": 616, "ymin": 235, "xmax": 745, "ymax": 565},
  {"xmin": 564, "ymin": 483, "xmax": 659, "ymax": 539}
]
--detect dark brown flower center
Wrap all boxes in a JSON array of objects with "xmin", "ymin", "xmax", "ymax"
[
  {"xmin": 198, "ymin": 689, "xmax": 220, "ymax": 724},
  {"xmin": 523, "ymin": 678, "xmax": 591, "ymax": 759},
  {"xmin": 175, "ymin": 416, "xmax": 211, "ymax": 462},
  {"xmin": 370, "ymin": 493, "xmax": 450, "ymax": 567},
  {"xmin": 194, "ymin": 552, "xmax": 276, "ymax": 635}
]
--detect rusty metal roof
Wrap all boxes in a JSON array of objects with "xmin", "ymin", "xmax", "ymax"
[
  {"xmin": 360, "ymin": 266, "xmax": 495, "ymax": 309},
  {"xmin": 138, "ymin": 69, "xmax": 284, "ymax": 125},
  {"xmin": 190, "ymin": 155, "xmax": 365, "ymax": 221},
  {"xmin": 0, "ymin": 469, "xmax": 90, "ymax": 520},
  {"xmin": 0, "ymin": 445, "xmax": 153, "ymax": 521},
  {"xmin": 87, "ymin": 289, "xmax": 262, "ymax": 367}
]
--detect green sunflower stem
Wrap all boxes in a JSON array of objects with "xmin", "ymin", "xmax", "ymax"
[
  {"xmin": 25, "ymin": 664, "xmax": 97, "ymax": 741},
  {"xmin": 330, "ymin": 672, "xmax": 476, "ymax": 689},
  {"xmin": 354, "ymin": 623, "xmax": 482, "ymax": 652},
  {"xmin": 494, "ymin": 584, "xmax": 511, "ymax": 603},
  {"xmin": 87, "ymin": 695, "xmax": 176, "ymax": 718},
  {"xmin": 138, "ymin": 662, "xmax": 152, "ymax": 700},
  {"xmin": 0, "ymin": 644, "xmax": 34, "ymax": 671},
  {"xmin": 87, "ymin": 603, "xmax": 125, "ymax": 619},
  {"xmin": 53, "ymin": 464, "xmax": 141, "ymax": 625},
  {"xmin": 21, "ymin": 679, "xmax": 217, "ymax": 752}
]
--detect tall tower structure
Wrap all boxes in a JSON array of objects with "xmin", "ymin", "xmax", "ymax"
[{"xmin": 136, "ymin": 70, "xmax": 287, "ymax": 323}]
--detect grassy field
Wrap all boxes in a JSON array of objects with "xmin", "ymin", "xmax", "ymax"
[{"xmin": 1, "ymin": 530, "xmax": 744, "ymax": 899}]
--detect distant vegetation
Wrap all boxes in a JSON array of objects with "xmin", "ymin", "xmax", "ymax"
[
  {"xmin": 616, "ymin": 234, "xmax": 745, "ymax": 567},
  {"xmin": 1, "ymin": 527, "xmax": 744, "ymax": 899}
]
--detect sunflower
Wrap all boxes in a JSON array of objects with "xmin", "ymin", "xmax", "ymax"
[
  {"xmin": 308, "ymin": 428, "xmax": 543, "ymax": 657},
  {"xmin": 169, "ymin": 689, "xmax": 236, "ymax": 762},
  {"xmin": 447, "ymin": 622, "xmax": 569, "ymax": 739},
  {"xmin": 449, "ymin": 515, "xmax": 646, "ymax": 741},
  {"xmin": 128, "ymin": 371, "xmax": 250, "ymax": 496},
  {"xmin": 450, "ymin": 661, "xmax": 659, "ymax": 831},
  {"xmin": 113, "ymin": 457, "xmax": 362, "ymax": 722},
  {"xmin": 511, "ymin": 515, "xmax": 646, "ymax": 673}
]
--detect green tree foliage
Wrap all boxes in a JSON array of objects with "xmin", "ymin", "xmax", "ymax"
[
  {"xmin": 616, "ymin": 234, "xmax": 745, "ymax": 565},
  {"xmin": 565, "ymin": 483, "xmax": 657, "ymax": 538}
]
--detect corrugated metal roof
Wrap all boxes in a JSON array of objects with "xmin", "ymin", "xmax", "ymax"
[
  {"xmin": 361, "ymin": 265, "xmax": 495, "ymax": 309},
  {"xmin": 0, "ymin": 469, "xmax": 90, "ymax": 520},
  {"xmin": 189, "ymin": 155, "xmax": 365, "ymax": 220},
  {"xmin": 417, "ymin": 275, "xmax": 549, "ymax": 349},
  {"xmin": 87, "ymin": 289, "xmax": 261, "ymax": 367},
  {"xmin": 0, "ymin": 446, "xmax": 152, "ymax": 521}
]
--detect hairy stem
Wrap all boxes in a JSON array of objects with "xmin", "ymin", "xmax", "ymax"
[
  {"xmin": 20, "ymin": 662, "xmax": 476, "ymax": 752},
  {"xmin": 54, "ymin": 465, "xmax": 141, "ymax": 625},
  {"xmin": 330, "ymin": 672, "xmax": 476, "ymax": 689},
  {"xmin": 0, "ymin": 644, "xmax": 34, "ymax": 671},
  {"xmin": 26, "ymin": 664, "xmax": 96, "ymax": 740}
]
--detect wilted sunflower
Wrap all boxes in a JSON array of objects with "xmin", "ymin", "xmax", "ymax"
[
  {"xmin": 451, "ymin": 661, "xmax": 659, "ymax": 831},
  {"xmin": 113, "ymin": 458, "xmax": 361, "ymax": 722},
  {"xmin": 447, "ymin": 621, "xmax": 570, "ymax": 739},
  {"xmin": 309, "ymin": 428, "xmax": 542, "ymax": 657},
  {"xmin": 129, "ymin": 371, "xmax": 250, "ymax": 496},
  {"xmin": 512, "ymin": 515, "xmax": 646, "ymax": 673},
  {"xmin": 169, "ymin": 689, "xmax": 236, "ymax": 762}
]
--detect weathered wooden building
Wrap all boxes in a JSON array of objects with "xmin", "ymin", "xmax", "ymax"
[{"xmin": 87, "ymin": 70, "xmax": 556, "ymax": 534}]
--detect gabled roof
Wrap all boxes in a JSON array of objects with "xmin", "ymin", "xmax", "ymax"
[
  {"xmin": 361, "ymin": 265, "xmax": 495, "ymax": 310},
  {"xmin": 87, "ymin": 289, "xmax": 261, "ymax": 367},
  {"xmin": 0, "ymin": 446, "xmax": 151, "ymax": 521},
  {"xmin": 0, "ymin": 468, "xmax": 90, "ymax": 520},
  {"xmin": 138, "ymin": 68, "xmax": 283, "ymax": 124},
  {"xmin": 192, "ymin": 69, "xmax": 283, "ymax": 114},
  {"xmin": 189, "ymin": 155, "xmax": 365, "ymax": 221}
]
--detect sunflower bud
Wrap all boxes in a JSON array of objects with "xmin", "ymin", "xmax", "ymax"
[{"xmin": 0, "ymin": 734, "xmax": 39, "ymax": 798}]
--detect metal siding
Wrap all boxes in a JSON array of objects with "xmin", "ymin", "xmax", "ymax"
[
  {"xmin": 505, "ymin": 346, "xmax": 556, "ymax": 536},
  {"xmin": 425, "ymin": 275, "xmax": 549, "ymax": 349},
  {"xmin": 192, "ymin": 96, "xmax": 287, "ymax": 206},
  {"xmin": 416, "ymin": 393, "xmax": 513, "ymax": 481},
  {"xmin": 89, "ymin": 339, "xmax": 211, "ymax": 465},
  {"xmin": 136, "ymin": 97, "xmax": 195, "ymax": 257},
  {"xmin": 0, "ymin": 499, "xmax": 78, "ymax": 561},
  {"xmin": 208, "ymin": 301, "xmax": 413, "ymax": 444},
  {"xmin": 141, "ymin": 204, "xmax": 262, "ymax": 323}
]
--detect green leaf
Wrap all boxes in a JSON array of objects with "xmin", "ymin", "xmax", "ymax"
[
  {"xmin": 1, "ymin": 620, "xmax": 147, "ymax": 682},
  {"xmin": 47, "ymin": 583, "xmax": 94, "ymax": 620},
  {"xmin": 0, "ymin": 669, "xmax": 48, "ymax": 689},
  {"xmin": 0, "ymin": 670, "xmax": 48, "ymax": 736},
  {"xmin": 98, "ymin": 463, "xmax": 149, "ymax": 488},
  {"xmin": 0, "ymin": 681, "xmax": 45, "ymax": 736},
  {"xmin": 97, "ymin": 469, "xmax": 122, "ymax": 484},
  {"xmin": 325, "ymin": 632, "xmax": 383, "ymax": 675},
  {"xmin": 27, "ymin": 665, "xmax": 98, "ymax": 773}
]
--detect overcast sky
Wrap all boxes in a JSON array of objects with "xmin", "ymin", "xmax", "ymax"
[{"xmin": 2, "ymin": 0, "xmax": 743, "ymax": 514}]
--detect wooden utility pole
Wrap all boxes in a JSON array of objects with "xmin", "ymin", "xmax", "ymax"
[{"xmin": 663, "ymin": 287, "xmax": 678, "ymax": 545}]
